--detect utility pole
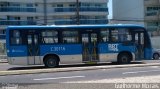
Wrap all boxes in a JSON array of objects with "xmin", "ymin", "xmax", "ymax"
[
  {"xmin": 43, "ymin": 0, "xmax": 47, "ymax": 25},
  {"xmin": 76, "ymin": 0, "xmax": 80, "ymax": 25}
]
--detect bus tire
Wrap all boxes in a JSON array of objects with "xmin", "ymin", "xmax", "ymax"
[
  {"xmin": 153, "ymin": 53, "xmax": 159, "ymax": 60},
  {"xmin": 44, "ymin": 56, "xmax": 59, "ymax": 68},
  {"xmin": 118, "ymin": 53, "xmax": 131, "ymax": 64}
]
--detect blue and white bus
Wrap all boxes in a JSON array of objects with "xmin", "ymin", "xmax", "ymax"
[{"xmin": 6, "ymin": 24, "xmax": 152, "ymax": 68}]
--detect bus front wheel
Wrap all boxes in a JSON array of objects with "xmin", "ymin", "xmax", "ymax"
[
  {"xmin": 118, "ymin": 53, "xmax": 131, "ymax": 64},
  {"xmin": 44, "ymin": 56, "xmax": 59, "ymax": 68}
]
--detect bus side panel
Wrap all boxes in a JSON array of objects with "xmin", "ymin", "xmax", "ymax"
[
  {"xmin": 144, "ymin": 48, "xmax": 152, "ymax": 60},
  {"xmin": 8, "ymin": 46, "xmax": 27, "ymax": 57},
  {"xmin": 7, "ymin": 46, "xmax": 28, "ymax": 65},
  {"xmin": 40, "ymin": 44, "xmax": 82, "ymax": 64},
  {"xmin": 8, "ymin": 57, "xmax": 28, "ymax": 65},
  {"xmin": 6, "ymin": 28, "xmax": 10, "ymax": 56},
  {"xmin": 144, "ymin": 31, "xmax": 152, "ymax": 60},
  {"xmin": 59, "ymin": 55, "xmax": 82, "ymax": 64},
  {"xmin": 98, "ymin": 43, "xmax": 135, "ymax": 62}
]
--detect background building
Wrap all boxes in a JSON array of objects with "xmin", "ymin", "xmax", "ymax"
[
  {"xmin": 0, "ymin": 0, "xmax": 108, "ymax": 54},
  {"xmin": 108, "ymin": 0, "xmax": 160, "ymax": 48},
  {"xmin": 46, "ymin": 0, "xmax": 108, "ymax": 25},
  {"xmin": 144, "ymin": 0, "xmax": 160, "ymax": 36},
  {"xmin": 108, "ymin": 0, "xmax": 144, "ymax": 25}
]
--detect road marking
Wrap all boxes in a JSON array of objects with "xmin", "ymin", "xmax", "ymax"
[
  {"xmin": 123, "ymin": 70, "xmax": 160, "ymax": 74},
  {"xmin": 150, "ymin": 66, "xmax": 160, "ymax": 68},
  {"xmin": 33, "ymin": 76, "xmax": 85, "ymax": 81}
]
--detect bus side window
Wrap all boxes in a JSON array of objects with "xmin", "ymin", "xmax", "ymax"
[
  {"xmin": 110, "ymin": 28, "xmax": 132, "ymax": 43},
  {"xmin": 118, "ymin": 28, "xmax": 132, "ymax": 42},
  {"xmin": 111, "ymin": 36, "xmax": 117, "ymax": 42},
  {"xmin": 62, "ymin": 31, "xmax": 79, "ymax": 43},
  {"xmin": 41, "ymin": 37, "xmax": 45, "ymax": 43},
  {"xmin": 41, "ymin": 30, "xmax": 58, "ymax": 44},
  {"xmin": 100, "ymin": 29, "xmax": 109, "ymax": 43},
  {"xmin": 111, "ymin": 29, "xmax": 118, "ymax": 42},
  {"xmin": 11, "ymin": 30, "xmax": 22, "ymax": 45}
]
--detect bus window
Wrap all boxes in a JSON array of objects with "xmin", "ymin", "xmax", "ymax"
[
  {"xmin": 62, "ymin": 31, "xmax": 79, "ymax": 43},
  {"xmin": 34, "ymin": 35, "xmax": 38, "ymax": 44},
  {"xmin": 118, "ymin": 28, "xmax": 132, "ymax": 42},
  {"xmin": 140, "ymin": 33, "xmax": 144, "ymax": 45},
  {"xmin": 28, "ymin": 35, "xmax": 32, "ymax": 44},
  {"xmin": 134, "ymin": 32, "xmax": 144, "ymax": 45},
  {"xmin": 10, "ymin": 30, "xmax": 22, "ymax": 45},
  {"xmin": 100, "ymin": 30, "xmax": 109, "ymax": 42},
  {"xmin": 91, "ymin": 33, "xmax": 97, "ymax": 43},
  {"xmin": 111, "ymin": 29, "xmax": 118, "ymax": 42},
  {"xmin": 82, "ymin": 34, "xmax": 89, "ymax": 43},
  {"xmin": 41, "ymin": 30, "xmax": 58, "ymax": 44},
  {"xmin": 110, "ymin": 28, "xmax": 132, "ymax": 42}
]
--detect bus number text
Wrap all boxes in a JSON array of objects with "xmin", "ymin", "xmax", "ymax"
[{"xmin": 51, "ymin": 47, "xmax": 66, "ymax": 52}]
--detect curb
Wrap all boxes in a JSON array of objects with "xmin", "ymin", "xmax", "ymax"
[
  {"xmin": 0, "ymin": 63, "xmax": 160, "ymax": 76},
  {"xmin": 0, "ymin": 61, "xmax": 8, "ymax": 63},
  {"xmin": 0, "ymin": 59, "xmax": 8, "ymax": 63}
]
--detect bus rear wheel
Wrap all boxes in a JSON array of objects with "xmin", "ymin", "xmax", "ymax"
[
  {"xmin": 44, "ymin": 56, "xmax": 59, "ymax": 68},
  {"xmin": 118, "ymin": 53, "xmax": 131, "ymax": 64}
]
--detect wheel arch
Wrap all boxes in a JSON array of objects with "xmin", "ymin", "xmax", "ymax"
[
  {"xmin": 43, "ymin": 53, "xmax": 60, "ymax": 64},
  {"xmin": 117, "ymin": 51, "xmax": 133, "ymax": 61},
  {"xmin": 153, "ymin": 52, "xmax": 160, "ymax": 59},
  {"xmin": 153, "ymin": 52, "xmax": 160, "ymax": 56}
]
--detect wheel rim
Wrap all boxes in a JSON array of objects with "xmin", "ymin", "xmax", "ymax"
[
  {"xmin": 154, "ymin": 54, "xmax": 159, "ymax": 59},
  {"xmin": 121, "ymin": 56, "xmax": 128, "ymax": 63},
  {"xmin": 47, "ymin": 58, "xmax": 57, "ymax": 67}
]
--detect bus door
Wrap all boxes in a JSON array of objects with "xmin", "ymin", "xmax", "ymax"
[
  {"xmin": 81, "ymin": 32, "xmax": 99, "ymax": 62},
  {"xmin": 133, "ymin": 31, "xmax": 144, "ymax": 60},
  {"xmin": 27, "ymin": 32, "xmax": 40, "ymax": 65}
]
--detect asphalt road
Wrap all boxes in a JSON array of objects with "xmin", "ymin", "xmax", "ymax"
[
  {"xmin": 0, "ymin": 65, "xmax": 160, "ymax": 83},
  {"xmin": 0, "ymin": 60, "xmax": 159, "ymax": 71},
  {"xmin": 0, "ymin": 62, "xmax": 137, "ymax": 71},
  {"xmin": 1, "ymin": 65, "xmax": 160, "ymax": 89},
  {"xmin": 0, "ymin": 61, "xmax": 160, "ymax": 89}
]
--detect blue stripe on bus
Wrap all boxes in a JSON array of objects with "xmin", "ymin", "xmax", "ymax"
[
  {"xmin": 99, "ymin": 43, "xmax": 135, "ymax": 53},
  {"xmin": 7, "ymin": 46, "xmax": 27, "ymax": 57},
  {"xmin": 40, "ymin": 44, "xmax": 82, "ymax": 55},
  {"xmin": 7, "ymin": 43, "xmax": 137, "ymax": 57}
]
